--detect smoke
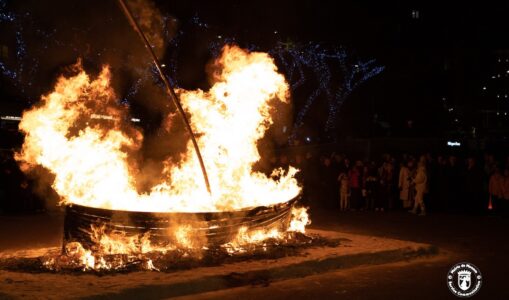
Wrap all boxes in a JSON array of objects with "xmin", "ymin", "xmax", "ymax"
[
  {"xmin": 125, "ymin": 0, "xmax": 168, "ymax": 59},
  {"xmin": 22, "ymin": 166, "xmax": 61, "ymax": 212},
  {"xmin": 117, "ymin": 0, "xmax": 192, "ymax": 170}
]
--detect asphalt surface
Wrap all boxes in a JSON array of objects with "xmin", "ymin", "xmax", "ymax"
[
  {"xmin": 182, "ymin": 209, "xmax": 508, "ymax": 300},
  {"xmin": 0, "ymin": 209, "xmax": 507, "ymax": 299}
]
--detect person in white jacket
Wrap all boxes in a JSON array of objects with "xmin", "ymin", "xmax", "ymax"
[{"xmin": 410, "ymin": 162, "xmax": 427, "ymax": 216}]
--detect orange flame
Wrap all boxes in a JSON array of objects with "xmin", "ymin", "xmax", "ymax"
[
  {"xmin": 17, "ymin": 46, "xmax": 310, "ymax": 270},
  {"xmin": 16, "ymin": 46, "xmax": 300, "ymax": 213}
]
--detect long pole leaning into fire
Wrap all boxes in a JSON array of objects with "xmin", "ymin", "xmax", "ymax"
[{"xmin": 116, "ymin": 0, "xmax": 212, "ymax": 195}]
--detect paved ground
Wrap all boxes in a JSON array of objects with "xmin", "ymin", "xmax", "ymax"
[
  {"xmin": 0, "ymin": 211, "xmax": 64, "ymax": 252},
  {"xmin": 0, "ymin": 209, "xmax": 507, "ymax": 299},
  {"xmin": 273, "ymin": 210, "xmax": 506, "ymax": 299},
  {"xmin": 0, "ymin": 229, "xmax": 436, "ymax": 299},
  {"xmin": 179, "ymin": 209, "xmax": 508, "ymax": 299}
]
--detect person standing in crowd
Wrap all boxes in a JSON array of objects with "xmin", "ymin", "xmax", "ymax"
[
  {"xmin": 410, "ymin": 161, "xmax": 427, "ymax": 216},
  {"xmin": 399, "ymin": 159, "xmax": 413, "ymax": 209},
  {"xmin": 464, "ymin": 157, "xmax": 484, "ymax": 214},
  {"xmin": 319, "ymin": 157, "xmax": 337, "ymax": 209},
  {"xmin": 435, "ymin": 155, "xmax": 449, "ymax": 211},
  {"xmin": 489, "ymin": 166, "xmax": 504, "ymax": 213},
  {"xmin": 333, "ymin": 153, "xmax": 344, "ymax": 172},
  {"xmin": 446, "ymin": 155, "xmax": 462, "ymax": 212},
  {"xmin": 302, "ymin": 151, "xmax": 318, "ymax": 206},
  {"xmin": 380, "ymin": 156, "xmax": 395, "ymax": 210},
  {"xmin": 419, "ymin": 155, "xmax": 430, "ymax": 208},
  {"xmin": 341, "ymin": 157, "xmax": 351, "ymax": 173},
  {"xmin": 424, "ymin": 153, "xmax": 437, "ymax": 211},
  {"xmin": 338, "ymin": 171, "xmax": 350, "ymax": 211},
  {"xmin": 349, "ymin": 161, "xmax": 363, "ymax": 210},
  {"xmin": 330, "ymin": 153, "xmax": 342, "ymax": 207},
  {"xmin": 484, "ymin": 153, "xmax": 497, "ymax": 178},
  {"xmin": 365, "ymin": 162, "xmax": 379, "ymax": 211},
  {"xmin": 483, "ymin": 153, "xmax": 496, "ymax": 210},
  {"xmin": 501, "ymin": 169, "xmax": 509, "ymax": 217},
  {"xmin": 361, "ymin": 164, "xmax": 368, "ymax": 209}
]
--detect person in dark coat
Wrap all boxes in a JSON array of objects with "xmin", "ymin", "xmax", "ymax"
[
  {"xmin": 320, "ymin": 157, "xmax": 338, "ymax": 209},
  {"xmin": 302, "ymin": 152, "xmax": 318, "ymax": 207},
  {"xmin": 435, "ymin": 155, "xmax": 449, "ymax": 212},
  {"xmin": 365, "ymin": 164, "xmax": 379, "ymax": 211},
  {"xmin": 464, "ymin": 157, "xmax": 485, "ymax": 214},
  {"xmin": 446, "ymin": 155, "xmax": 462, "ymax": 213},
  {"xmin": 349, "ymin": 161, "xmax": 363, "ymax": 210}
]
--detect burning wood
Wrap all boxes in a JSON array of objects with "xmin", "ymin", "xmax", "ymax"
[{"xmin": 0, "ymin": 231, "xmax": 339, "ymax": 274}]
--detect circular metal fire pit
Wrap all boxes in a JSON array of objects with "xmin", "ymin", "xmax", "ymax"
[{"xmin": 63, "ymin": 195, "xmax": 300, "ymax": 250}]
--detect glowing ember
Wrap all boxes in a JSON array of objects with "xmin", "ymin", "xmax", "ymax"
[
  {"xmin": 15, "ymin": 45, "xmax": 300, "ymax": 213},
  {"xmin": 89, "ymin": 225, "xmax": 174, "ymax": 255},
  {"xmin": 39, "ymin": 205, "xmax": 311, "ymax": 271}
]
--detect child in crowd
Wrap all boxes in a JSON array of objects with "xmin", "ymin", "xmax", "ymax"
[{"xmin": 338, "ymin": 172, "xmax": 350, "ymax": 211}]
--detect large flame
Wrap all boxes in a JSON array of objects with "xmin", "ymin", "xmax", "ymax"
[{"xmin": 15, "ymin": 45, "xmax": 300, "ymax": 213}]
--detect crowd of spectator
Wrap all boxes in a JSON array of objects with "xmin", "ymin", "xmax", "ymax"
[
  {"xmin": 2, "ymin": 147, "xmax": 509, "ymax": 217},
  {"xmin": 270, "ymin": 151, "xmax": 509, "ymax": 217},
  {"xmin": 0, "ymin": 150, "xmax": 46, "ymax": 213}
]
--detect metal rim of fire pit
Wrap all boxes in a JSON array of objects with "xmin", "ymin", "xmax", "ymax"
[{"xmin": 63, "ymin": 194, "xmax": 300, "ymax": 250}]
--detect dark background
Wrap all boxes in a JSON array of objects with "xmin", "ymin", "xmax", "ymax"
[{"xmin": 1, "ymin": 1, "xmax": 509, "ymax": 141}]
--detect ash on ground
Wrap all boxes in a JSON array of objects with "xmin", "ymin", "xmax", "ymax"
[{"xmin": 0, "ymin": 232, "xmax": 343, "ymax": 274}]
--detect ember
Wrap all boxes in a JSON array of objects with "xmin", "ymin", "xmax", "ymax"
[{"xmin": 0, "ymin": 232, "xmax": 339, "ymax": 274}]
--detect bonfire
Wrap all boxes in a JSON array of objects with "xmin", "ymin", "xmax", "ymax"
[{"xmin": 14, "ymin": 45, "xmax": 310, "ymax": 271}]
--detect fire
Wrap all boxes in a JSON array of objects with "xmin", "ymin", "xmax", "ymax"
[
  {"xmin": 288, "ymin": 207, "xmax": 310, "ymax": 233},
  {"xmin": 174, "ymin": 224, "xmax": 197, "ymax": 249},
  {"xmin": 42, "ymin": 207, "xmax": 310, "ymax": 271},
  {"xmin": 16, "ymin": 45, "xmax": 310, "ymax": 270},
  {"xmin": 15, "ymin": 45, "xmax": 300, "ymax": 213},
  {"xmin": 89, "ymin": 225, "xmax": 171, "ymax": 255},
  {"xmin": 222, "ymin": 207, "xmax": 311, "ymax": 254},
  {"xmin": 64, "ymin": 242, "xmax": 97, "ymax": 270}
]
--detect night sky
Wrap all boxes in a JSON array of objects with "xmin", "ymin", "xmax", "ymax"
[{"xmin": 1, "ymin": 1, "xmax": 509, "ymax": 139}]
